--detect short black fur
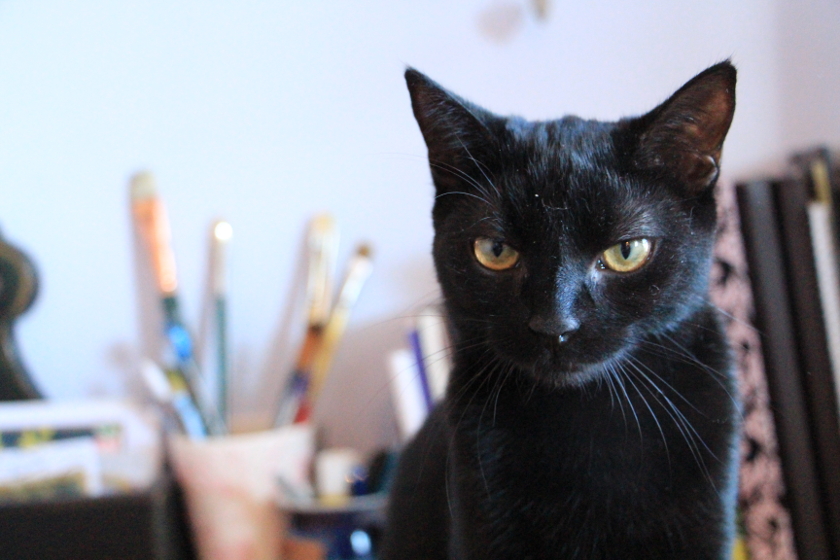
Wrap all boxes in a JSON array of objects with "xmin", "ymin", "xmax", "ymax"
[{"xmin": 382, "ymin": 63, "xmax": 740, "ymax": 560}]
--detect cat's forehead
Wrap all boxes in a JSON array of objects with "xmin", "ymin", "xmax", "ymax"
[
  {"xmin": 493, "ymin": 116, "xmax": 666, "ymax": 243},
  {"xmin": 501, "ymin": 116, "xmax": 632, "ymax": 205},
  {"xmin": 506, "ymin": 116, "xmax": 616, "ymax": 179}
]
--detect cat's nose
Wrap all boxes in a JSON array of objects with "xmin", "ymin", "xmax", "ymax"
[{"xmin": 528, "ymin": 315, "xmax": 580, "ymax": 343}]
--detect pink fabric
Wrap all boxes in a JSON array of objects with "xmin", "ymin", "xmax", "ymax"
[{"xmin": 711, "ymin": 180, "xmax": 798, "ymax": 560}]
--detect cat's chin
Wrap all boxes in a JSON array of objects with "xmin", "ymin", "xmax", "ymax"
[
  {"xmin": 532, "ymin": 364, "xmax": 611, "ymax": 390},
  {"xmin": 520, "ymin": 350, "xmax": 626, "ymax": 390}
]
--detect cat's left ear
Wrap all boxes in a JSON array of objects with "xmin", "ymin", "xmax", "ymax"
[
  {"xmin": 628, "ymin": 61, "xmax": 736, "ymax": 193},
  {"xmin": 405, "ymin": 68, "xmax": 499, "ymax": 195}
]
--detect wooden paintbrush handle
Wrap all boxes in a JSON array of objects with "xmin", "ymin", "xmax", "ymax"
[{"xmin": 132, "ymin": 197, "xmax": 178, "ymax": 295}]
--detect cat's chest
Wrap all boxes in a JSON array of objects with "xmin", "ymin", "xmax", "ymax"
[
  {"xmin": 447, "ymin": 370, "xmax": 713, "ymax": 529},
  {"xmin": 463, "ymin": 386, "xmax": 667, "ymax": 499},
  {"xmin": 445, "ymin": 391, "xmax": 654, "ymax": 558}
]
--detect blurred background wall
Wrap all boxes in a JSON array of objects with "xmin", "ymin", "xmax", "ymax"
[{"xmin": 1, "ymin": 0, "xmax": 838, "ymax": 453}]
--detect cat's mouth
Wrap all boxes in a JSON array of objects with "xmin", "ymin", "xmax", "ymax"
[{"xmin": 507, "ymin": 331, "xmax": 627, "ymax": 388}]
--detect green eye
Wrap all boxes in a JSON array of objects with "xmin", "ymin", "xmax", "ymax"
[
  {"xmin": 601, "ymin": 238, "xmax": 652, "ymax": 273},
  {"xmin": 474, "ymin": 237, "xmax": 519, "ymax": 271}
]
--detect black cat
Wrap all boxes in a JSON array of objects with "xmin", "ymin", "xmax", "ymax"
[{"xmin": 381, "ymin": 62, "xmax": 741, "ymax": 560}]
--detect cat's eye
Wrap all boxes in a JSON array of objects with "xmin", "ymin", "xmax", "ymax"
[
  {"xmin": 474, "ymin": 237, "xmax": 519, "ymax": 271},
  {"xmin": 600, "ymin": 238, "xmax": 652, "ymax": 273}
]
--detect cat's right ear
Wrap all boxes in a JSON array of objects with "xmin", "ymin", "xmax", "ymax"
[
  {"xmin": 624, "ymin": 61, "xmax": 736, "ymax": 194},
  {"xmin": 405, "ymin": 69, "xmax": 497, "ymax": 193}
]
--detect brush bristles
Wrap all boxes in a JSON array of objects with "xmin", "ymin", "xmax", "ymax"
[
  {"xmin": 130, "ymin": 171, "xmax": 157, "ymax": 200},
  {"xmin": 356, "ymin": 244, "xmax": 372, "ymax": 259},
  {"xmin": 311, "ymin": 213, "xmax": 335, "ymax": 234},
  {"xmin": 213, "ymin": 220, "xmax": 233, "ymax": 242}
]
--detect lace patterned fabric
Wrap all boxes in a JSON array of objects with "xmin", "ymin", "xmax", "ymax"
[{"xmin": 711, "ymin": 180, "xmax": 798, "ymax": 560}]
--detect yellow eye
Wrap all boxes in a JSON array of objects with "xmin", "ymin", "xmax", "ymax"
[
  {"xmin": 474, "ymin": 238, "xmax": 519, "ymax": 271},
  {"xmin": 601, "ymin": 238, "xmax": 652, "ymax": 273}
]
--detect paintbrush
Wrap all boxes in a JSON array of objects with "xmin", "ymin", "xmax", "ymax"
[
  {"xmin": 130, "ymin": 171, "xmax": 224, "ymax": 437},
  {"xmin": 273, "ymin": 214, "xmax": 338, "ymax": 426},
  {"xmin": 140, "ymin": 359, "xmax": 208, "ymax": 438},
  {"xmin": 210, "ymin": 220, "xmax": 232, "ymax": 431},
  {"xmin": 294, "ymin": 243, "xmax": 373, "ymax": 424}
]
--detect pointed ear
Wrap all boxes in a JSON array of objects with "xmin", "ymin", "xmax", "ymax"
[
  {"xmin": 630, "ymin": 61, "xmax": 736, "ymax": 193},
  {"xmin": 405, "ymin": 69, "xmax": 498, "ymax": 193}
]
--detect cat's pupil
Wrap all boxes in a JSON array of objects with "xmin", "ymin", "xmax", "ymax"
[
  {"xmin": 492, "ymin": 241, "xmax": 504, "ymax": 257},
  {"xmin": 621, "ymin": 241, "xmax": 632, "ymax": 259}
]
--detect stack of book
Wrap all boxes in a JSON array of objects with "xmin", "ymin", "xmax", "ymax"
[
  {"xmin": 387, "ymin": 304, "xmax": 452, "ymax": 442},
  {"xmin": 736, "ymin": 147, "xmax": 840, "ymax": 560}
]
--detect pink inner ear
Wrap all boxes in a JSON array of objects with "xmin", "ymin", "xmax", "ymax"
[
  {"xmin": 632, "ymin": 69, "xmax": 734, "ymax": 192},
  {"xmin": 685, "ymin": 86, "xmax": 734, "ymax": 156},
  {"xmin": 684, "ymin": 153, "xmax": 720, "ymax": 187}
]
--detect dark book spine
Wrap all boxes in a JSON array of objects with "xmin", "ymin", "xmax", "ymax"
[
  {"xmin": 736, "ymin": 180, "xmax": 832, "ymax": 560},
  {"xmin": 773, "ymin": 177, "xmax": 840, "ymax": 557}
]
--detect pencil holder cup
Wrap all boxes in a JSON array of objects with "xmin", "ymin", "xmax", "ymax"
[{"xmin": 168, "ymin": 424, "xmax": 314, "ymax": 560}]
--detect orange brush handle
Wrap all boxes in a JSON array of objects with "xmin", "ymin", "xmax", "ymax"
[{"xmin": 132, "ymin": 198, "xmax": 178, "ymax": 294}]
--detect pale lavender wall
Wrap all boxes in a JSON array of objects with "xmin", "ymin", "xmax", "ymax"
[
  {"xmin": 0, "ymin": 0, "xmax": 835, "ymax": 452},
  {"xmin": 776, "ymin": 0, "xmax": 840, "ymax": 158}
]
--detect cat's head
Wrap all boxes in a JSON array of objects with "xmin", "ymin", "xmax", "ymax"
[{"xmin": 405, "ymin": 62, "xmax": 736, "ymax": 388}]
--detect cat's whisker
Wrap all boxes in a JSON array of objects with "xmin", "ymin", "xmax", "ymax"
[
  {"xmin": 635, "ymin": 343, "xmax": 720, "ymax": 388},
  {"xmin": 650, "ymin": 333, "xmax": 742, "ymax": 415},
  {"xmin": 604, "ymin": 363, "xmax": 628, "ymax": 432},
  {"xmin": 434, "ymin": 189, "xmax": 492, "ymax": 205},
  {"xmin": 619, "ymin": 363, "xmax": 672, "ymax": 473},
  {"xmin": 428, "ymin": 159, "xmax": 496, "ymax": 204},
  {"xmin": 446, "ymin": 354, "xmax": 510, "ymax": 501},
  {"xmin": 628, "ymin": 347, "xmax": 743, "ymax": 458},
  {"xmin": 492, "ymin": 363, "xmax": 515, "ymax": 426},
  {"xmin": 611, "ymin": 363, "xmax": 644, "ymax": 445},
  {"xmin": 369, "ymin": 339, "xmax": 474, "ymax": 433},
  {"xmin": 624, "ymin": 357, "xmax": 720, "ymax": 490},
  {"xmin": 625, "ymin": 360, "xmax": 696, "ymax": 450},
  {"xmin": 637, "ymin": 335, "xmax": 733, "ymax": 393},
  {"xmin": 476, "ymin": 360, "xmax": 511, "ymax": 497},
  {"xmin": 627, "ymin": 344, "xmax": 709, "ymax": 418},
  {"xmin": 447, "ymin": 347, "xmax": 497, "ymax": 413},
  {"xmin": 634, "ymin": 368, "xmax": 721, "ymax": 469},
  {"xmin": 444, "ymin": 441, "xmax": 455, "ymax": 520},
  {"xmin": 524, "ymin": 372, "xmax": 542, "ymax": 404},
  {"xmin": 692, "ymin": 292, "xmax": 759, "ymax": 333},
  {"xmin": 439, "ymin": 346, "xmax": 500, "ymax": 515},
  {"xmin": 649, "ymin": 333, "xmax": 724, "ymax": 377},
  {"xmin": 454, "ymin": 134, "xmax": 501, "ymax": 200},
  {"xmin": 478, "ymin": 359, "xmax": 509, "ymax": 434}
]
